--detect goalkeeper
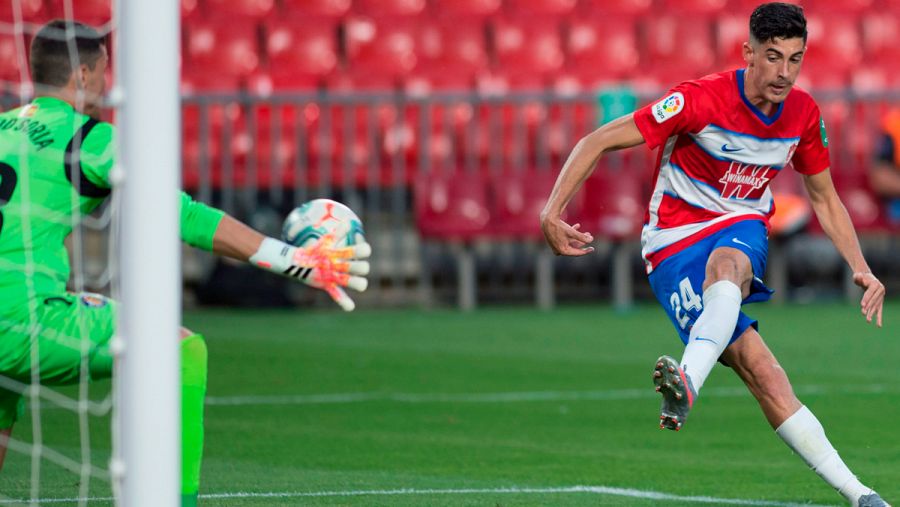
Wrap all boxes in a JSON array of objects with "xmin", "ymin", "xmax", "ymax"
[{"xmin": 0, "ymin": 20, "xmax": 371, "ymax": 506}]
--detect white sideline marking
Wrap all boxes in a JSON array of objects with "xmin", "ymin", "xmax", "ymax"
[
  {"xmin": 0, "ymin": 485, "xmax": 839, "ymax": 506},
  {"xmin": 205, "ymin": 383, "xmax": 894, "ymax": 406}
]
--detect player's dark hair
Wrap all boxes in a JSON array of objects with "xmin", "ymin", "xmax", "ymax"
[
  {"xmin": 30, "ymin": 20, "xmax": 106, "ymax": 88},
  {"xmin": 749, "ymin": 2, "xmax": 807, "ymax": 44}
]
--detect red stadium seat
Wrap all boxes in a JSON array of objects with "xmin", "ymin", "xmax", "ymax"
[
  {"xmin": 415, "ymin": 171, "xmax": 490, "ymax": 240},
  {"xmin": 566, "ymin": 16, "xmax": 639, "ymax": 82},
  {"xmin": 205, "ymin": 0, "xmax": 275, "ymax": 18},
  {"xmin": 0, "ymin": 0, "xmax": 45, "ymax": 22},
  {"xmin": 489, "ymin": 170, "xmax": 558, "ymax": 239},
  {"xmin": 355, "ymin": 0, "xmax": 426, "ymax": 16},
  {"xmin": 641, "ymin": 15, "xmax": 716, "ymax": 85},
  {"xmin": 0, "ymin": 33, "xmax": 27, "ymax": 84},
  {"xmin": 184, "ymin": 19, "xmax": 260, "ymax": 84},
  {"xmin": 431, "ymin": 0, "xmax": 502, "ymax": 17},
  {"xmin": 345, "ymin": 16, "xmax": 419, "ymax": 81},
  {"xmin": 259, "ymin": 19, "xmax": 337, "ymax": 90},
  {"xmin": 578, "ymin": 0, "xmax": 652, "ymax": 16},
  {"xmin": 803, "ymin": 15, "xmax": 862, "ymax": 75},
  {"xmin": 578, "ymin": 166, "xmax": 644, "ymax": 241},
  {"xmin": 492, "ymin": 17, "xmax": 564, "ymax": 79},
  {"xmin": 804, "ymin": 0, "xmax": 874, "ymax": 13},
  {"xmin": 861, "ymin": 14, "xmax": 900, "ymax": 62},
  {"xmin": 659, "ymin": 0, "xmax": 727, "ymax": 13},
  {"xmin": 47, "ymin": 0, "xmax": 111, "ymax": 25},
  {"xmin": 716, "ymin": 14, "xmax": 748, "ymax": 69},
  {"xmin": 415, "ymin": 20, "xmax": 488, "ymax": 87},
  {"xmin": 504, "ymin": 0, "xmax": 577, "ymax": 16},
  {"xmin": 282, "ymin": 0, "xmax": 351, "ymax": 18},
  {"xmin": 727, "ymin": 0, "xmax": 801, "ymax": 15}
]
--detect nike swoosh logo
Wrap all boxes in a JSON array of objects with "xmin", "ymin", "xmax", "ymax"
[
  {"xmin": 731, "ymin": 237, "xmax": 752, "ymax": 249},
  {"xmin": 721, "ymin": 144, "xmax": 743, "ymax": 153},
  {"xmin": 695, "ymin": 337, "xmax": 718, "ymax": 344}
]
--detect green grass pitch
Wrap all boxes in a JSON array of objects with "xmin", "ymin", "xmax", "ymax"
[{"xmin": 1, "ymin": 301, "xmax": 898, "ymax": 506}]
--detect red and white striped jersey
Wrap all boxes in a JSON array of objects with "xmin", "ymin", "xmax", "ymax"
[{"xmin": 633, "ymin": 69, "xmax": 830, "ymax": 273}]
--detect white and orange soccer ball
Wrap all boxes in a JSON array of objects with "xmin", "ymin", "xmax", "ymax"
[{"xmin": 282, "ymin": 198, "xmax": 366, "ymax": 248}]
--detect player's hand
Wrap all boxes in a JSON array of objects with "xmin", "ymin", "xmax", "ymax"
[
  {"xmin": 292, "ymin": 230, "xmax": 371, "ymax": 312},
  {"xmin": 540, "ymin": 214, "xmax": 594, "ymax": 256},
  {"xmin": 853, "ymin": 272, "xmax": 885, "ymax": 327}
]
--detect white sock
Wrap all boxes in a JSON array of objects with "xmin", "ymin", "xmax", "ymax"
[
  {"xmin": 776, "ymin": 406, "xmax": 871, "ymax": 504},
  {"xmin": 679, "ymin": 280, "xmax": 742, "ymax": 392}
]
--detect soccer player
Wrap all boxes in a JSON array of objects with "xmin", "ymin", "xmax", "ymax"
[
  {"xmin": 540, "ymin": 3, "xmax": 889, "ymax": 506},
  {"xmin": 0, "ymin": 20, "xmax": 371, "ymax": 506}
]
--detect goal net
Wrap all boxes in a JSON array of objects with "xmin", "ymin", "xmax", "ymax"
[{"xmin": 0, "ymin": 1, "xmax": 180, "ymax": 505}]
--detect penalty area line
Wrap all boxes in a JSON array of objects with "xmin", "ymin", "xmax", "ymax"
[{"xmin": 0, "ymin": 485, "xmax": 839, "ymax": 506}]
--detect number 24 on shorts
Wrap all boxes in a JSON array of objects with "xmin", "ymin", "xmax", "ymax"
[{"xmin": 670, "ymin": 277, "xmax": 702, "ymax": 330}]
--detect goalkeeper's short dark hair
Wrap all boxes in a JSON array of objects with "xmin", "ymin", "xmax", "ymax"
[{"xmin": 30, "ymin": 20, "xmax": 106, "ymax": 88}]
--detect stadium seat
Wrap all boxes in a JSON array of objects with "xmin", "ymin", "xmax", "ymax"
[
  {"xmin": 355, "ymin": 0, "xmax": 426, "ymax": 16},
  {"xmin": 727, "ymin": 0, "xmax": 801, "ymax": 15},
  {"xmin": 578, "ymin": 166, "xmax": 644, "ymax": 241},
  {"xmin": 431, "ymin": 0, "xmax": 502, "ymax": 17},
  {"xmin": 578, "ymin": 0, "xmax": 652, "ymax": 16},
  {"xmin": 181, "ymin": 0, "xmax": 200, "ymax": 19},
  {"xmin": 46, "ymin": 0, "xmax": 111, "ymax": 25},
  {"xmin": 804, "ymin": 0, "xmax": 874, "ymax": 13},
  {"xmin": 492, "ymin": 17, "xmax": 564, "ymax": 79},
  {"xmin": 716, "ymin": 14, "xmax": 749, "ymax": 69},
  {"xmin": 205, "ymin": 0, "xmax": 276, "ymax": 18},
  {"xmin": 0, "ymin": 0, "xmax": 44, "ymax": 22},
  {"xmin": 641, "ymin": 15, "xmax": 716, "ymax": 85},
  {"xmin": 415, "ymin": 171, "xmax": 490, "ymax": 240},
  {"xmin": 0, "ymin": 33, "xmax": 26, "ymax": 84},
  {"xmin": 489, "ymin": 170, "xmax": 558, "ymax": 239},
  {"xmin": 566, "ymin": 16, "xmax": 639, "ymax": 82},
  {"xmin": 504, "ymin": 0, "xmax": 578, "ymax": 16},
  {"xmin": 414, "ymin": 20, "xmax": 488, "ymax": 88},
  {"xmin": 184, "ymin": 19, "xmax": 260, "ymax": 85},
  {"xmin": 803, "ymin": 14, "xmax": 862, "ymax": 76},
  {"xmin": 344, "ymin": 16, "xmax": 419, "ymax": 81},
  {"xmin": 861, "ymin": 14, "xmax": 900, "ymax": 62},
  {"xmin": 659, "ymin": 0, "xmax": 727, "ymax": 14},
  {"xmin": 258, "ymin": 19, "xmax": 338, "ymax": 91},
  {"xmin": 282, "ymin": 0, "xmax": 352, "ymax": 18}
]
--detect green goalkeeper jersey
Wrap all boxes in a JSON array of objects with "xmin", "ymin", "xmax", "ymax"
[{"xmin": 0, "ymin": 96, "xmax": 223, "ymax": 305}]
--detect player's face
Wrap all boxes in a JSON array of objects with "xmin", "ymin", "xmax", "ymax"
[
  {"xmin": 742, "ymin": 37, "xmax": 805, "ymax": 105},
  {"xmin": 78, "ymin": 45, "xmax": 108, "ymax": 119}
]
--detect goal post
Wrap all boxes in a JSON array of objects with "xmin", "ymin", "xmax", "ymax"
[{"xmin": 114, "ymin": 0, "xmax": 181, "ymax": 504}]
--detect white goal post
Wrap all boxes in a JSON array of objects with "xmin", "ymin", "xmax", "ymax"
[{"xmin": 113, "ymin": 0, "xmax": 181, "ymax": 505}]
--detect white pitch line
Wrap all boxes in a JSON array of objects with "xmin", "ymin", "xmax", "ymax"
[
  {"xmin": 205, "ymin": 383, "xmax": 894, "ymax": 407},
  {"xmin": 0, "ymin": 485, "xmax": 840, "ymax": 506}
]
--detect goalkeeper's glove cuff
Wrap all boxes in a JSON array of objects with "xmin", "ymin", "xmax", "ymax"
[{"xmin": 249, "ymin": 237, "xmax": 300, "ymax": 276}]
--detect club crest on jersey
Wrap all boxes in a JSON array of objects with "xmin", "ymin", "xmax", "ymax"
[
  {"xmin": 80, "ymin": 293, "xmax": 108, "ymax": 308},
  {"xmin": 652, "ymin": 92, "xmax": 684, "ymax": 124},
  {"xmin": 718, "ymin": 162, "xmax": 775, "ymax": 199}
]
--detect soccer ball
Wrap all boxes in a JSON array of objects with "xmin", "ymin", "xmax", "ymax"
[{"xmin": 282, "ymin": 199, "xmax": 365, "ymax": 248}]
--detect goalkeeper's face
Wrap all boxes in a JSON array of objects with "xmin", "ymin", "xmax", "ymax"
[{"xmin": 79, "ymin": 45, "xmax": 108, "ymax": 120}]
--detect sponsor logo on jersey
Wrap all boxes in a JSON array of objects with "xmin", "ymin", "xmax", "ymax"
[
  {"xmin": 19, "ymin": 104, "xmax": 38, "ymax": 118},
  {"xmin": 80, "ymin": 293, "xmax": 108, "ymax": 308},
  {"xmin": 718, "ymin": 162, "xmax": 774, "ymax": 199},
  {"xmin": 652, "ymin": 92, "xmax": 684, "ymax": 124},
  {"xmin": 819, "ymin": 116, "xmax": 828, "ymax": 147}
]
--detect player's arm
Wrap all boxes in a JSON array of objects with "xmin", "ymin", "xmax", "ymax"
[
  {"xmin": 540, "ymin": 113, "xmax": 646, "ymax": 256},
  {"xmin": 180, "ymin": 192, "xmax": 370, "ymax": 311},
  {"xmin": 802, "ymin": 169, "xmax": 885, "ymax": 326}
]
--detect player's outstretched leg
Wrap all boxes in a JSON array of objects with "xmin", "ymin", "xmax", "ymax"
[
  {"xmin": 652, "ymin": 355, "xmax": 696, "ymax": 431},
  {"xmin": 723, "ymin": 328, "xmax": 890, "ymax": 507}
]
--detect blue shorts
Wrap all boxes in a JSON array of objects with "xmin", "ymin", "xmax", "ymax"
[{"xmin": 647, "ymin": 219, "xmax": 774, "ymax": 346}]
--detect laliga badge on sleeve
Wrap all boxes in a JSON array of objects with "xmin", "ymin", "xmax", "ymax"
[
  {"xmin": 80, "ymin": 293, "xmax": 109, "ymax": 308},
  {"xmin": 653, "ymin": 92, "xmax": 685, "ymax": 124}
]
